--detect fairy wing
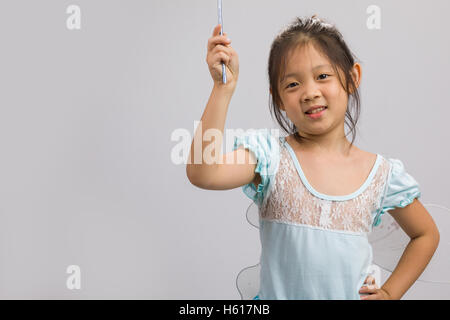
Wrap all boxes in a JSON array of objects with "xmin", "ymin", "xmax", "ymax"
[
  {"xmin": 235, "ymin": 202, "xmax": 260, "ymax": 300},
  {"xmin": 236, "ymin": 202, "xmax": 450, "ymax": 299},
  {"xmin": 369, "ymin": 203, "xmax": 450, "ymax": 299}
]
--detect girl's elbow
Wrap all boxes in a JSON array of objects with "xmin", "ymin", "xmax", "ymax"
[
  {"xmin": 433, "ymin": 227, "xmax": 440, "ymax": 246},
  {"xmin": 425, "ymin": 220, "xmax": 440, "ymax": 246},
  {"xmin": 416, "ymin": 226, "xmax": 440, "ymax": 249},
  {"xmin": 425, "ymin": 226, "xmax": 440, "ymax": 249}
]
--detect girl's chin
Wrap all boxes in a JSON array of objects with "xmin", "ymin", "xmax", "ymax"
[{"xmin": 300, "ymin": 122, "xmax": 333, "ymax": 134}]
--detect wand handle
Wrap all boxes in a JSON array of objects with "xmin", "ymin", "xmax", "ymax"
[{"xmin": 218, "ymin": 0, "xmax": 226, "ymax": 84}]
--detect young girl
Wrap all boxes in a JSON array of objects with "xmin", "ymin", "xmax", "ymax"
[{"xmin": 187, "ymin": 15, "xmax": 440, "ymax": 300}]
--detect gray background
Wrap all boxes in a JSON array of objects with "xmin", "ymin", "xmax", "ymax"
[{"xmin": 0, "ymin": 0, "xmax": 448, "ymax": 299}]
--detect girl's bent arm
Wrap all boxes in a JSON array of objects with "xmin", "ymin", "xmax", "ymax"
[
  {"xmin": 186, "ymin": 83, "xmax": 234, "ymax": 186},
  {"xmin": 191, "ymin": 145, "xmax": 259, "ymax": 190},
  {"xmin": 187, "ymin": 83, "xmax": 257, "ymax": 190},
  {"xmin": 380, "ymin": 199, "xmax": 440, "ymax": 299}
]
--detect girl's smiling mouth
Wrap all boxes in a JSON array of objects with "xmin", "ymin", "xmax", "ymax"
[{"xmin": 305, "ymin": 106, "xmax": 327, "ymax": 119}]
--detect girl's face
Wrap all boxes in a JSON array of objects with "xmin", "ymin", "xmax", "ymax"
[{"xmin": 276, "ymin": 43, "xmax": 361, "ymax": 137}]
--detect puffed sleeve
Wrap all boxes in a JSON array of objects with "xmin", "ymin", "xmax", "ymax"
[
  {"xmin": 232, "ymin": 128, "xmax": 280, "ymax": 207},
  {"xmin": 373, "ymin": 158, "xmax": 421, "ymax": 227}
]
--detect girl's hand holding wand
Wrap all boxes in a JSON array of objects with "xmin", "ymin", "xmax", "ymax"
[{"xmin": 206, "ymin": 24, "xmax": 239, "ymax": 90}]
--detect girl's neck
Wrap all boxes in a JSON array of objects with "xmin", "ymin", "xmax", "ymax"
[{"xmin": 289, "ymin": 131, "xmax": 355, "ymax": 158}]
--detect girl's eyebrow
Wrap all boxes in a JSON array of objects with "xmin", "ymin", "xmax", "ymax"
[{"xmin": 281, "ymin": 64, "xmax": 332, "ymax": 82}]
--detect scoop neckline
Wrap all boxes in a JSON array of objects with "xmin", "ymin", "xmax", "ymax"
[{"xmin": 280, "ymin": 136, "xmax": 381, "ymax": 201}]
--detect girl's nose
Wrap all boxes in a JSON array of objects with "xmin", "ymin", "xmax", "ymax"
[{"xmin": 302, "ymin": 88, "xmax": 321, "ymax": 102}]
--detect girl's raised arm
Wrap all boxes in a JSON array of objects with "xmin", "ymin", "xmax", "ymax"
[{"xmin": 187, "ymin": 25, "xmax": 258, "ymax": 190}]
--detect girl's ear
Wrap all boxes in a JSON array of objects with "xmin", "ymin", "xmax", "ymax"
[{"xmin": 349, "ymin": 63, "xmax": 362, "ymax": 94}]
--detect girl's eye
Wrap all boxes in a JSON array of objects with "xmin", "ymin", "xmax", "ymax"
[
  {"xmin": 286, "ymin": 74, "xmax": 330, "ymax": 89},
  {"xmin": 318, "ymin": 74, "xmax": 330, "ymax": 80},
  {"xmin": 286, "ymin": 83, "xmax": 298, "ymax": 89}
]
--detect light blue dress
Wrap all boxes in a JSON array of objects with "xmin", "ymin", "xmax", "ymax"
[{"xmin": 232, "ymin": 129, "xmax": 421, "ymax": 300}]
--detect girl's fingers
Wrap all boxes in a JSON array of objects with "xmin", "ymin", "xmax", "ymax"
[
  {"xmin": 213, "ymin": 44, "xmax": 233, "ymax": 57},
  {"xmin": 362, "ymin": 275, "xmax": 377, "ymax": 287},
  {"xmin": 206, "ymin": 44, "xmax": 233, "ymax": 68},
  {"xmin": 208, "ymin": 36, "xmax": 231, "ymax": 52},
  {"xmin": 213, "ymin": 24, "xmax": 227, "ymax": 37},
  {"xmin": 216, "ymin": 52, "xmax": 230, "ymax": 65},
  {"xmin": 360, "ymin": 292, "xmax": 380, "ymax": 300},
  {"xmin": 360, "ymin": 286, "xmax": 380, "ymax": 300},
  {"xmin": 359, "ymin": 284, "xmax": 378, "ymax": 295},
  {"xmin": 363, "ymin": 275, "xmax": 373, "ymax": 284},
  {"xmin": 212, "ymin": 24, "xmax": 221, "ymax": 36},
  {"xmin": 360, "ymin": 276, "xmax": 381, "ymax": 299},
  {"xmin": 208, "ymin": 25, "xmax": 231, "ymax": 51}
]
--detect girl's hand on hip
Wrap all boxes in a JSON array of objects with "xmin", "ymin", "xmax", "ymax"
[{"xmin": 359, "ymin": 275, "xmax": 392, "ymax": 300}]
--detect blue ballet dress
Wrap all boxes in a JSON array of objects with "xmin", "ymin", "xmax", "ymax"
[{"xmin": 232, "ymin": 129, "xmax": 421, "ymax": 300}]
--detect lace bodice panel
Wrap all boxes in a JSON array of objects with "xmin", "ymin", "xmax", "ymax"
[{"xmin": 260, "ymin": 139, "xmax": 391, "ymax": 235}]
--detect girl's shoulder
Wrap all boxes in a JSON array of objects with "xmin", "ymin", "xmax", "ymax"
[
  {"xmin": 232, "ymin": 128, "xmax": 282, "ymax": 207},
  {"xmin": 353, "ymin": 148, "xmax": 379, "ymax": 170},
  {"xmin": 373, "ymin": 154, "xmax": 421, "ymax": 226},
  {"xmin": 232, "ymin": 128, "xmax": 282, "ymax": 158},
  {"xmin": 232, "ymin": 128, "xmax": 282, "ymax": 177},
  {"xmin": 352, "ymin": 148, "xmax": 392, "ymax": 186}
]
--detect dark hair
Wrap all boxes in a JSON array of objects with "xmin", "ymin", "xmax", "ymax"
[{"xmin": 268, "ymin": 15, "xmax": 362, "ymax": 148}]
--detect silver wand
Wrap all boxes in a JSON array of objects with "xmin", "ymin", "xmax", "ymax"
[{"xmin": 218, "ymin": 0, "xmax": 226, "ymax": 84}]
